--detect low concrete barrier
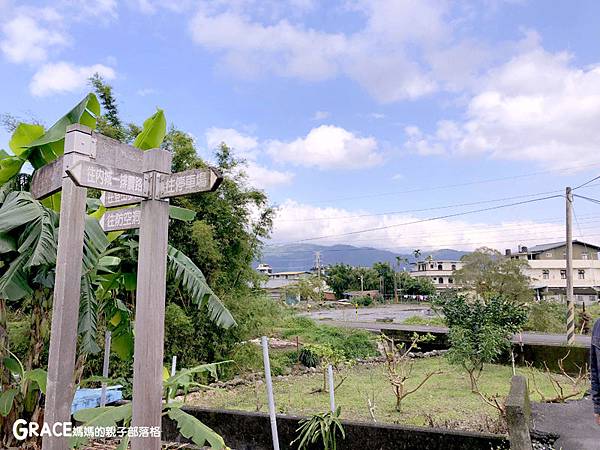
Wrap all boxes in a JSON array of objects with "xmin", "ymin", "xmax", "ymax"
[
  {"xmin": 505, "ymin": 375, "xmax": 532, "ymax": 450},
  {"xmin": 162, "ymin": 406, "xmax": 508, "ymax": 450}
]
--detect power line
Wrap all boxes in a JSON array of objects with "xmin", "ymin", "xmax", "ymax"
[
  {"xmin": 308, "ymin": 161, "xmax": 600, "ymax": 204},
  {"xmin": 574, "ymin": 175, "xmax": 600, "ymax": 190},
  {"xmin": 574, "ymin": 193, "xmax": 600, "ymax": 205},
  {"xmin": 266, "ymin": 225, "xmax": 600, "ymax": 259},
  {"xmin": 266, "ymin": 217, "xmax": 600, "ymax": 254},
  {"xmin": 275, "ymin": 189, "xmax": 565, "ymax": 223},
  {"xmin": 275, "ymin": 194, "xmax": 562, "ymax": 244}
]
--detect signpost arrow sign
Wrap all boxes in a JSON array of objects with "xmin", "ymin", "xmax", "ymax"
[
  {"xmin": 100, "ymin": 191, "xmax": 143, "ymax": 208},
  {"xmin": 31, "ymin": 156, "xmax": 64, "ymax": 200},
  {"xmin": 158, "ymin": 167, "xmax": 222, "ymax": 199},
  {"xmin": 99, "ymin": 206, "xmax": 142, "ymax": 232},
  {"xmin": 67, "ymin": 160, "xmax": 149, "ymax": 198}
]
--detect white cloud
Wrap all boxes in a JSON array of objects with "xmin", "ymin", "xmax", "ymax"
[
  {"xmin": 30, "ymin": 62, "xmax": 116, "ymax": 96},
  {"xmin": 204, "ymin": 127, "xmax": 294, "ymax": 189},
  {"xmin": 271, "ymin": 199, "xmax": 568, "ymax": 251},
  {"xmin": 206, "ymin": 127, "xmax": 259, "ymax": 157},
  {"xmin": 187, "ymin": 0, "xmax": 488, "ymax": 102},
  {"xmin": 267, "ymin": 125, "xmax": 382, "ymax": 170},
  {"xmin": 136, "ymin": 88, "xmax": 156, "ymax": 96},
  {"xmin": 0, "ymin": 9, "xmax": 67, "ymax": 64},
  {"xmin": 404, "ymin": 36, "xmax": 600, "ymax": 168},
  {"xmin": 312, "ymin": 110, "xmax": 331, "ymax": 120},
  {"xmin": 72, "ymin": 0, "xmax": 118, "ymax": 19},
  {"xmin": 245, "ymin": 162, "xmax": 294, "ymax": 189}
]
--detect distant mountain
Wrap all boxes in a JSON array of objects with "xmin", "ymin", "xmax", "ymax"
[{"xmin": 257, "ymin": 243, "xmax": 468, "ymax": 273}]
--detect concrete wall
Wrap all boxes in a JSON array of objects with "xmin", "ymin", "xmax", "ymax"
[{"xmin": 162, "ymin": 406, "xmax": 508, "ymax": 450}]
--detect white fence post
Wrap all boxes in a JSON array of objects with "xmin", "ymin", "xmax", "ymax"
[
  {"xmin": 261, "ymin": 336, "xmax": 280, "ymax": 450},
  {"xmin": 100, "ymin": 331, "xmax": 112, "ymax": 407},
  {"xmin": 168, "ymin": 355, "xmax": 177, "ymax": 403},
  {"xmin": 327, "ymin": 364, "xmax": 335, "ymax": 413}
]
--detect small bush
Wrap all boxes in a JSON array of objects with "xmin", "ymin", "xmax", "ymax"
[
  {"xmin": 352, "ymin": 296, "xmax": 373, "ymax": 307},
  {"xmin": 402, "ymin": 315, "xmax": 446, "ymax": 327},
  {"xmin": 299, "ymin": 347, "xmax": 320, "ymax": 367}
]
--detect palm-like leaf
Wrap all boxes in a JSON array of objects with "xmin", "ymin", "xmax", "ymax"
[
  {"xmin": 167, "ymin": 245, "xmax": 236, "ymax": 328},
  {"xmin": 166, "ymin": 406, "xmax": 227, "ymax": 450}
]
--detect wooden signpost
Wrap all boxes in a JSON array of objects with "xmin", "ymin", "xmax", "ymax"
[
  {"xmin": 99, "ymin": 207, "xmax": 142, "ymax": 232},
  {"xmin": 33, "ymin": 124, "xmax": 222, "ymax": 450}
]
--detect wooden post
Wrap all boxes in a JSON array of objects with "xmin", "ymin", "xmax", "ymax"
[
  {"xmin": 131, "ymin": 149, "xmax": 172, "ymax": 450},
  {"xmin": 42, "ymin": 124, "xmax": 92, "ymax": 450},
  {"xmin": 100, "ymin": 331, "xmax": 112, "ymax": 407}
]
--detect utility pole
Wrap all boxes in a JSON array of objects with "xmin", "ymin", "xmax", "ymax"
[
  {"xmin": 315, "ymin": 251, "xmax": 321, "ymax": 279},
  {"xmin": 360, "ymin": 274, "xmax": 364, "ymax": 293},
  {"xmin": 394, "ymin": 258, "xmax": 399, "ymax": 304},
  {"xmin": 566, "ymin": 186, "xmax": 575, "ymax": 345}
]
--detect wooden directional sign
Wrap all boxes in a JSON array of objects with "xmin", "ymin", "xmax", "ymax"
[
  {"xmin": 99, "ymin": 206, "xmax": 141, "ymax": 232},
  {"xmin": 93, "ymin": 132, "xmax": 144, "ymax": 173},
  {"xmin": 67, "ymin": 160, "xmax": 149, "ymax": 198},
  {"xmin": 158, "ymin": 167, "xmax": 222, "ymax": 199},
  {"xmin": 100, "ymin": 191, "xmax": 143, "ymax": 208},
  {"xmin": 31, "ymin": 156, "xmax": 64, "ymax": 200}
]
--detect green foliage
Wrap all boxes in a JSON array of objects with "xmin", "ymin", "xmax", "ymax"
[
  {"xmin": 73, "ymin": 362, "xmax": 230, "ymax": 449},
  {"xmin": 167, "ymin": 245, "xmax": 236, "ymax": 328},
  {"xmin": 352, "ymin": 295, "xmax": 373, "ymax": 307},
  {"xmin": 166, "ymin": 406, "xmax": 227, "ymax": 449},
  {"xmin": 524, "ymin": 301, "xmax": 565, "ymax": 333},
  {"xmin": 402, "ymin": 315, "xmax": 446, "ymax": 327},
  {"xmin": 396, "ymin": 271, "xmax": 437, "ymax": 296},
  {"xmin": 284, "ymin": 275, "xmax": 325, "ymax": 302},
  {"xmin": 164, "ymin": 303, "xmax": 196, "ymax": 365},
  {"xmin": 325, "ymin": 264, "xmax": 354, "ymax": 299},
  {"xmin": 454, "ymin": 247, "xmax": 533, "ymax": 304},
  {"xmin": 434, "ymin": 293, "xmax": 527, "ymax": 390},
  {"xmin": 299, "ymin": 346, "xmax": 320, "ymax": 368},
  {"xmin": 292, "ymin": 407, "xmax": 345, "ymax": 450},
  {"xmin": 133, "ymin": 109, "xmax": 166, "ymax": 150},
  {"xmin": 281, "ymin": 316, "xmax": 377, "ymax": 361}
]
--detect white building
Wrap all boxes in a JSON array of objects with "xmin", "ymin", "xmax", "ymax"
[
  {"xmin": 410, "ymin": 260, "xmax": 464, "ymax": 290},
  {"xmin": 508, "ymin": 241, "xmax": 600, "ymax": 303}
]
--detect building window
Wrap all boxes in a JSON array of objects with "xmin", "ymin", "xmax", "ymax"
[
  {"xmin": 430, "ymin": 264, "xmax": 434, "ymax": 269},
  {"xmin": 560, "ymin": 270, "xmax": 567, "ymax": 279},
  {"xmin": 437, "ymin": 264, "xmax": 443, "ymax": 271},
  {"xmin": 546, "ymin": 252, "xmax": 553, "ymax": 257},
  {"xmin": 578, "ymin": 270, "xmax": 585, "ymax": 280},
  {"xmin": 582, "ymin": 253, "xmax": 588, "ymax": 260},
  {"xmin": 451, "ymin": 264, "xmax": 456, "ymax": 270},
  {"xmin": 542, "ymin": 270, "xmax": 549, "ymax": 279},
  {"xmin": 438, "ymin": 277, "xmax": 444, "ymax": 284},
  {"xmin": 448, "ymin": 278, "xmax": 454, "ymax": 284}
]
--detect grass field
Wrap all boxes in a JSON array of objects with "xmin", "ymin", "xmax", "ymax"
[{"xmin": 184, "ymin": 356, "xmax": 587, "ymax": 433}]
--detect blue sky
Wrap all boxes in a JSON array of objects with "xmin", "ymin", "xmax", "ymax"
[{"xmin": 2, "ymin": 0, "xmax": 600, "ymax": 254}]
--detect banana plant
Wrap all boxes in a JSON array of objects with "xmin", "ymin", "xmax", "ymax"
[
  {"xmin": 0, "ymin": 94, "xmax": 235, "ymax": 375},
  {"xmin": 70, "ymin": 361, "xmax": 231, "ymax": 449}
]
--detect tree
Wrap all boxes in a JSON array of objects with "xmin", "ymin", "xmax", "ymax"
[
  {"xmin": 380, "ymin": 333, "xmax": 442, "ymax": 412},
  {"xmin": 396, "ymin": 272, "xmax": 436, "ymax": 296},
  {"xmin": 284, "ymin": 275, "xmax": 325, "ymax": 302},
  {"xmin": 325, "ymin": 264, "xmax": 354, "ymax": 299},
  {"xmin": 453, "ymin": 247, "xmax": 532, "ymax": 304},
  {"xmin": 433, "ymin": 293, "xmax": 527, "ymax": 391},
  {"xmin": 373, "ymin": 262, "xmax": 395, "ymax": 300}
]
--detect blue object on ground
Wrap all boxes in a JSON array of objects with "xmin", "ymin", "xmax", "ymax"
[{"xmin": 71, "ymin": 386, "xmax": 123, "ymax": 414}]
